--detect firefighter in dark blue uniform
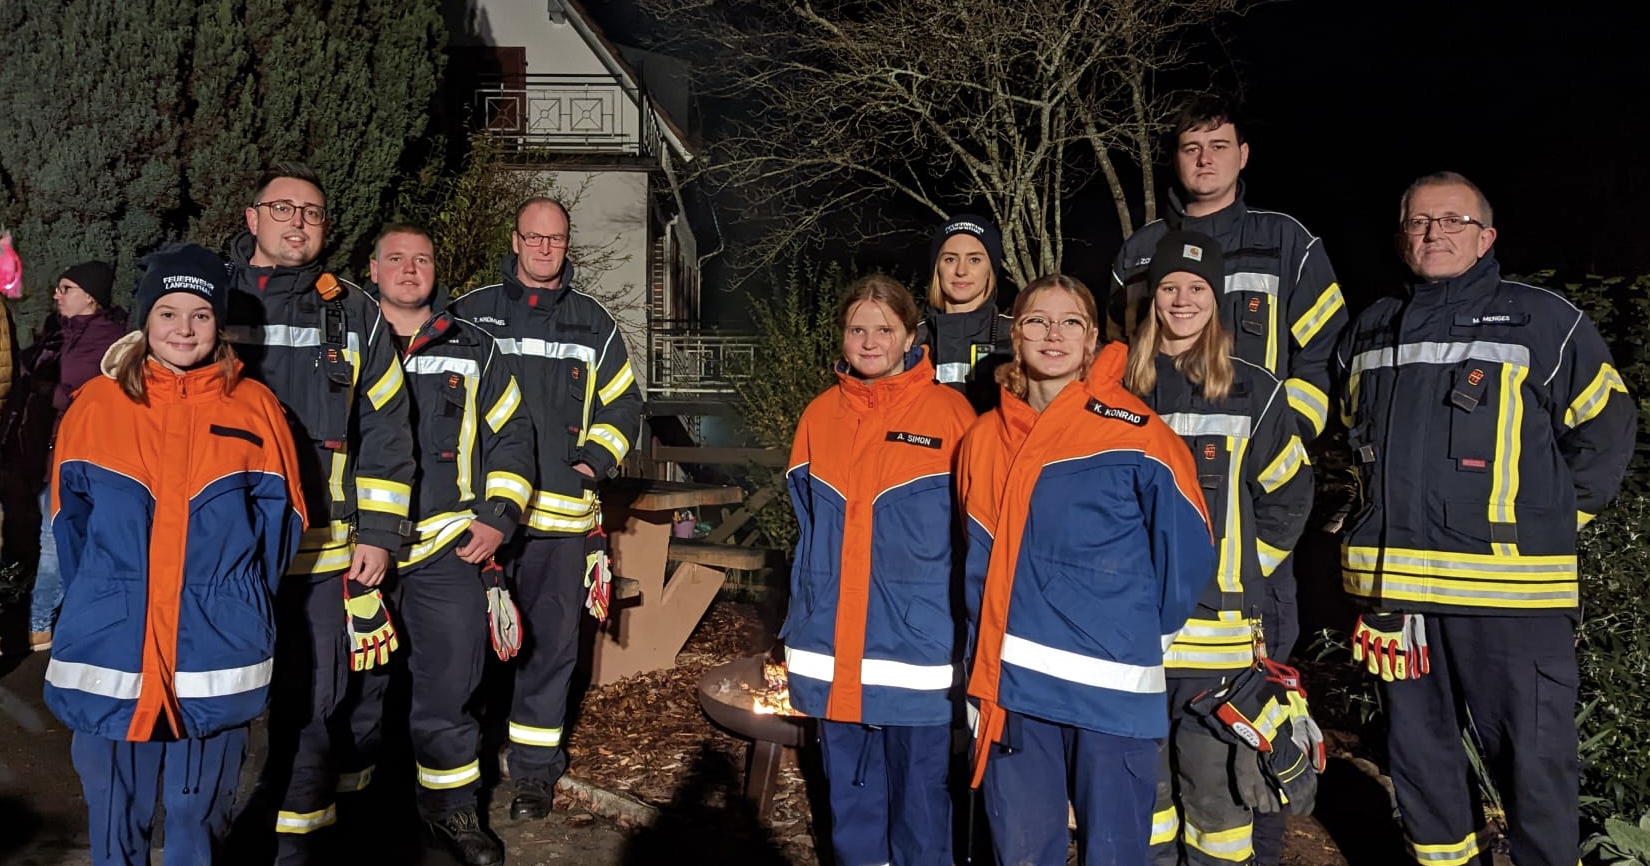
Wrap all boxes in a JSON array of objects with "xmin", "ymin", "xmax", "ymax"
[
  {"xmin": 1333, "ymin": 172, "xmax": 1635, "ymax": 866},
  {"xmin": 368, "ymin": 225, "xmax": 535, "ymax": 865}
]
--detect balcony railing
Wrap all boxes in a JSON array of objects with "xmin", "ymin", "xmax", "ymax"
[
  {"xmin": 648, "ymin": 325, "xmax": 757, "ymax": 399},
  {"xmin": 474, "ymin": 73, "xmax": 662, "ymax": 157}
]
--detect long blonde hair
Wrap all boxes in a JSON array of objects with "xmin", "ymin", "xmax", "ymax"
[
  {"xmin": 115, "ymin": 332, "xmax": 241, "ymax": 403},
  {"xmin": 994, "ymin": 274, "xmax": 1100, "ymax": 401},
  {"xmin": 1124, "ymin": 301, "xmax": 1234, "ymax": 401}
]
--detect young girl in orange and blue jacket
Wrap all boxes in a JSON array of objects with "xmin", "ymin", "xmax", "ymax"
[
  {"xmin": 958, "ymin": 274, "xmax": 1216, "ymax": 866},
  {"xmin": 43, "ymin": 244, "xmax": 307, "ymax": 866},
  {"xmin": 783, "ymin": 274, "xmax": 976, "ymax": 866}
]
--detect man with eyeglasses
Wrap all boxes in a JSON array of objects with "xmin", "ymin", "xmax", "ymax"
[
  {"xmin": 225, "ymin": 161, "xmax": 416, "ymax": 865},
  {"xmin": 1332, "ymin": 171, "xmax": 1634, "ymax": 866},
  {"xmin": 449, "ymin": 196, "xmax": 642, "ymax": 822},
  {"xmin": 1108, "ymin": 94, "xmax": 1345, "ymax": 866}
]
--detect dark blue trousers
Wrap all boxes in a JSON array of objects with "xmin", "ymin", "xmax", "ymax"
[
  {"xmin": 506, "ymin": 535, "xmax": 586, "ymax": 786},
  {"xmin": 818, "ymin": 720, "xmax": 953, "ymax": 866},
  {"xmin": 71, "ymin": 725, "xmax": 249, "ymax": 866},
  {"xmin": 1252, "ymin": 554, "xmax": 1299, "ymax": 866},
  {"xmin": 981, "ymin": 713, "xmax": 1158, "ymax": 866}
]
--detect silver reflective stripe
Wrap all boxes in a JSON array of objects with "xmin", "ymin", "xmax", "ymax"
[
  {"xmin": 1164, "ymin": 647, "xmax": 1254, "ymax": 667},
  {"xmin": 998, "ymin": 633, "xmax": 1165, "ymax": 694},
  {"xmin": 175, "ymin": 659, "xmax": 274, "ymax": 698},
  {"xmin": 784, "ymin": 646, "xmax": 955, "ymax": 691},
  {"xmin": 935, "ymin": 362, "xmax": 970, "ymax": 384},
  {"xmin": 1350, "ymin": 340, "xmax": 1530, "ymax": 376},
  {"xmin": 1160, "ymin": 412, "xmax": 1251, "ymax": 439},
  {"xmin": 1178, "ymin": 621, "xmax": 1251, "ymax": 639},
  {"xmin": 1344, "ymin": 573, "xmax": 1578, "ymax": 604},
  {"xmin": 44, "ymin": 659, "xmax": 141, "ymax": 700},
  {"xmin": 403, "ymin": 354, "xmax": 480, "ymax": 378},
  {"xmin": 1227, "ymin": 272, "xmax": 1278, "ymax": 296},
  {"xmin": 493, "ymin": 337, "xmax": 597, "ymax": 365},
  {"xmin": 1344, "ymin": 548, "xmax": 1575, "ymax": 578},
  {"xmin": 226, "ymin": 324, "xmax": 360, "ymax": 354}
]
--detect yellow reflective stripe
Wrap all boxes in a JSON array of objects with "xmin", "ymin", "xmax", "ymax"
[
  {"xmin": 399, "ymin": 512, "xmax": 475, "ymax": 568},
  {"xmin": 597, "ymin": 361, "xmax": 636, "ymax": 405},
  {"xmin": 1342, "ymin": 546, "xmax": 1577, "ymax": 608},
  {"xmin": 457, "ymin": 375, "xmax": 479, "ymax": 501},
  {"xmin": 1176, "ymin": 619, "xmax": 1253, "ymax": 641},
  {"xmin": 1406, "ymin": 829, "xmax": 1487, "ymax": 866},
  {"xmin": 1163, "ymin": 645, "xmax": 1255, "ymax": 670},
  {"xmin": 356, "ymin": 478, "xmax": 413, "ymax": 517},
  {"xmin": 485, "ymin": 377, "xmax": 523, "ymax": 433},
  {"xmin": 1290, "ymin": 282, "xmax": 1345, "ymax": 347},
  {"xmin": 486, "ymin": 471, "xmax": 532, "ymax": 511},
  {"xmin": 1564, "ymin": 363, "xmax": 1627, "ymax": 428},
  {"xmin": 1265, "ymin": 294, "xmax": 1280, "ymax": 373},
  {"xmin": 526, "ymin": 510, "xmax": 597, "ymax": 533},
  {"xmin": 288, "ymin": 521, "xmax": 355, "ymax": 575},
  {"xmin": 1258, "ymin": 434, "xmax": 1308, "ymax": 493},
  {"xmin": 509, "ymin": 721, "xmax": 564, "ymax": 747},
  {"xmin": 1149, "ymin": 806, "xmax": 1180, "ymax": 846},
  {"xmin": 417, "ymin": 760, "xmax": 481, "ymax": 790},
  {"xmin": 275, "ymin": 804, "xmax": 337, "ymax": 834},
  {"xmin": 1578, "ymin": 510, "xmax": 1596, "ymax": 529},
  {"xmin": 1257, "ymin": 539, "xmax": 1288, "ymax": 576},
  {"xmin": 1215, "ymin": 437, "xmax": 1247, "ymax": 594},
  {"xmin": 1184, "ymin": 818, "xmax": 1254, "ymax": 862},
  {"xmin": 1253, "ymin": 698, "xmax": 1292, "ymax": 741},
  {"xmin": 586, "ymin": 423, "xmax": 631, "ymax": 463},
  {"xmin": 1285, "ymin": 379, "xmax": 1330, "ymax": 438},
  {"xmin": 1488, "ymin": 364, "xmax": 1526, "ymax": 556},
  {"xmin": 336, "ymin": 766, "xmax": 375, "ymax": 792},
  {"xmin": 328, "ymin": 449, "xmax": 348, "ymax": 514},
  {"xmin": 533, "ymin": 488, "xmax": 595, "ymax": 514},
  {"xmin": 365, "ymin": 357, "xmax": 405, "ymax": 410}
]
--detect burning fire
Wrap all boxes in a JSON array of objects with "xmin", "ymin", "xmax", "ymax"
[{"xmin": 750, "ymin": 660, "xmax": 801, "ymax": 717}]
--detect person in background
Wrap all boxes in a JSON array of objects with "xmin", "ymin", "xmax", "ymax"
[
  {"xmin": 23, "ymin": 259, "xmax": 128, "ymax": 652},
  {"xmin": 959, "ymin": 274, "xmax": 1215, "ymax": 866},
  {"xmin": 783, "ymin": 274, "xmax": 975, "ymax": 866},
  {"xmin": 43, "ymin": 244, "xmax": 306, "ymax": 866},
  {"xmin": 1124, "ymin": 232, "xmax": 1314, "ymax": 864},
  {"xmin": 918, "ymin": 214, "xmax": 1013, "ymax": 414}
]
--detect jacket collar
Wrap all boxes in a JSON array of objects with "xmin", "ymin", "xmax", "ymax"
[
  {"xmin": 141, "ymin": 355, "xmax": 237, "ymax": 403},
  {"xmin": 1407, "ymin": 251, "xmax": 1502, "ymax": 306},
  {"xmin": 228, "ymin": 232, "xmax": 325, "ymax": 297},
  {"xmin": 832, "ymin": 345, "xmax": 936, "ymax": 410},
  {"xmin": 1167, "ymin": 181, "xmax": 1248, "ymax": 237},
  {"xmin": 500, "ymin": 254, "xmax": 578, "ymax": 305}
]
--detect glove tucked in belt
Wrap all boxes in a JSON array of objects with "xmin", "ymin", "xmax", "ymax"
[
  {"xmin": 583, "ymin": 517, "xmax": 613, "ymax": 623},
  {"xmin": 1352, "ymin": 611, "xmax": 1429, "ymax": 681},
  {"xmin": 344, "ymin": 577, "xmax": 399, "ymax": 672}
]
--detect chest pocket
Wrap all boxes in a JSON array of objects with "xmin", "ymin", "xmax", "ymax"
[
  {"xmin": 1444, "ymin": 310, "xmax": 1533, "ymax": 478},
  {"xmin": 427, "ymin": 371, "xmax": 469, "ymax": 462},
  {"xmin": 1223, "ymin": 246, "xmax": 1284, "ymax": 372},
  {"xmin": 1193, "ymin": 436, "xmax": 1231, "ymax": 539}
]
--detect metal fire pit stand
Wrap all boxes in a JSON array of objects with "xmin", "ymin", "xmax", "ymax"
[{"xmin": 696, "ymin": 655, "xmax": 811, "ymax": 820}]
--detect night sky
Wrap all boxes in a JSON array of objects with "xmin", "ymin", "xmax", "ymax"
[{"xmin": 590, "ymin": 0, "xmax": 1650, "ymax": 321}]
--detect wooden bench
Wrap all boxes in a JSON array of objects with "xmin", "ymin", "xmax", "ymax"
[
  {"xmin": 586, "ymin": 479, "xmax": 751, "ymax": 685},
  {"xmin": 667, "ymin": 538, "xmax": 776, "ymax": 571}
]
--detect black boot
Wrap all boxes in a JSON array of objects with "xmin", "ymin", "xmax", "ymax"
[
  {"xmin": 509, "ymin": 778, "xmax": 554, "ymax": 821},
  {"xmin": 425, "ymin": 809, "xmax": 504, "ymax": 866}
]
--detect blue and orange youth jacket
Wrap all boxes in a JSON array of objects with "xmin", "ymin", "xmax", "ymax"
[
  {"xmin": 44, "ymin": 344, "xmax": 307, "ymax": 742},
  {"xmin": 782, "ymin": 346, "xmax": 976, "ymax": 727},
  {"xmin": 959, "ymin": 341, "xmax": 1215, "ymax": 786}
]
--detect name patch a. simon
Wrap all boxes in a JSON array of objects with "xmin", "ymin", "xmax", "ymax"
[
  {"xmin": 887, "ymin": 431, "xmax": 944, "ymax": 449},
  {"xmin": 1085, "ymin": 398, "xmax": 1146, "ymax": 426}
]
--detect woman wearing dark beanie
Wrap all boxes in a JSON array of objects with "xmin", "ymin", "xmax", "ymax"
[
  {"xmin": 21, "ymin": 259, "xmax": 128, "ymax": 652},
  {"xmin": 919, "ymin": 214, "xmax": 1014, "ymax": 414}
]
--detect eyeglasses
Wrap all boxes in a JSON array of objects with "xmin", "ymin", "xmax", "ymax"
[
  {"xmin": 1400, "ymin": 214, "xmax": 1487, "ymax": 236},
  {"xmin": 1018, "ymin": 315, "xmax": 1090, "ymax": 340},
  {"xmin": 253, "ymin": 200, "xmax": 329, "ymax": 225},
  {"xmin": 516, "ymin": 231, "xmax": 570, "ymax": 248},
  {"xmin": 53, "ymin": 283, "xmax": 81, "ymax": 296}
]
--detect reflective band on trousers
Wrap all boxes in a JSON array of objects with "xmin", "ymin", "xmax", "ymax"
[
  {"xmin": 275, "ymin": 804, "xmax": 337, "ymax": 834},
  {"xmin": 1149, "ymin": 806, "xmax": 1180, "ymax": 846},
  {"xmin": 1407, "ymin": 827, "xmax": 1490, "ymax": 866},
  {"xmin": 418, "ymin": 760, "xmax": 482, "ymax": 790},
  {"xmin": 784, "ymin": 646, "xmax": 955, "ymax": 691},
  {"xmin": 998, "ymin": 633, "xmax": 1165, "ymax": 694},
  {"xmin": 509, "ymin": 721, "xmax": 564, "ymax": 747},
  {"xmin": 45, "ymin": 658, "xmax": 273, "ymax": 700},
  {"xmin": 1185, "ymin": 818, "xmax": 1255, "ymax": 862}
]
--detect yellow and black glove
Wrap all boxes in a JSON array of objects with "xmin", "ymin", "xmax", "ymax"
[{"xmin": 344, "ymin": 577, "xmax": 398, "ymax": 672}]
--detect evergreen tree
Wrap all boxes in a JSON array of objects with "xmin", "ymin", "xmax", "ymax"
[{"xmin": 0, "ymin": 0, "xmax": 444, "ymax": 332}]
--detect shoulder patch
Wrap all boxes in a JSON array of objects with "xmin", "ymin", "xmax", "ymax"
[
  {"xmin": 886, "ymin": 430, "xmax": 944, "ymax": 449},
  {"xmin": 1085, "ymin": 398, "xmax": 1147, "ymax": 426}
]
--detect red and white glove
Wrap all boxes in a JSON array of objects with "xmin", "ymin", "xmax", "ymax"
[
  {"xmin": 584, "ymin": 522, "xmax": 613, "ymax": 623},
  {"xmin": 483, "ymin": 558, "xmax": 521, "ymax": 661},
  {"xmin": 1352, "ymin": 611, "xmax": 1429, "ymax": 681}
]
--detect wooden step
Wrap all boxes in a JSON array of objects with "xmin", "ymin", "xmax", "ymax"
[
  {"xmin": 613, "ymin": 576, "xmax": 642, "ymax": 601},
  {"xmin": 667, "ymin": 538, "xmax": 776, "ymax": 571}
]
